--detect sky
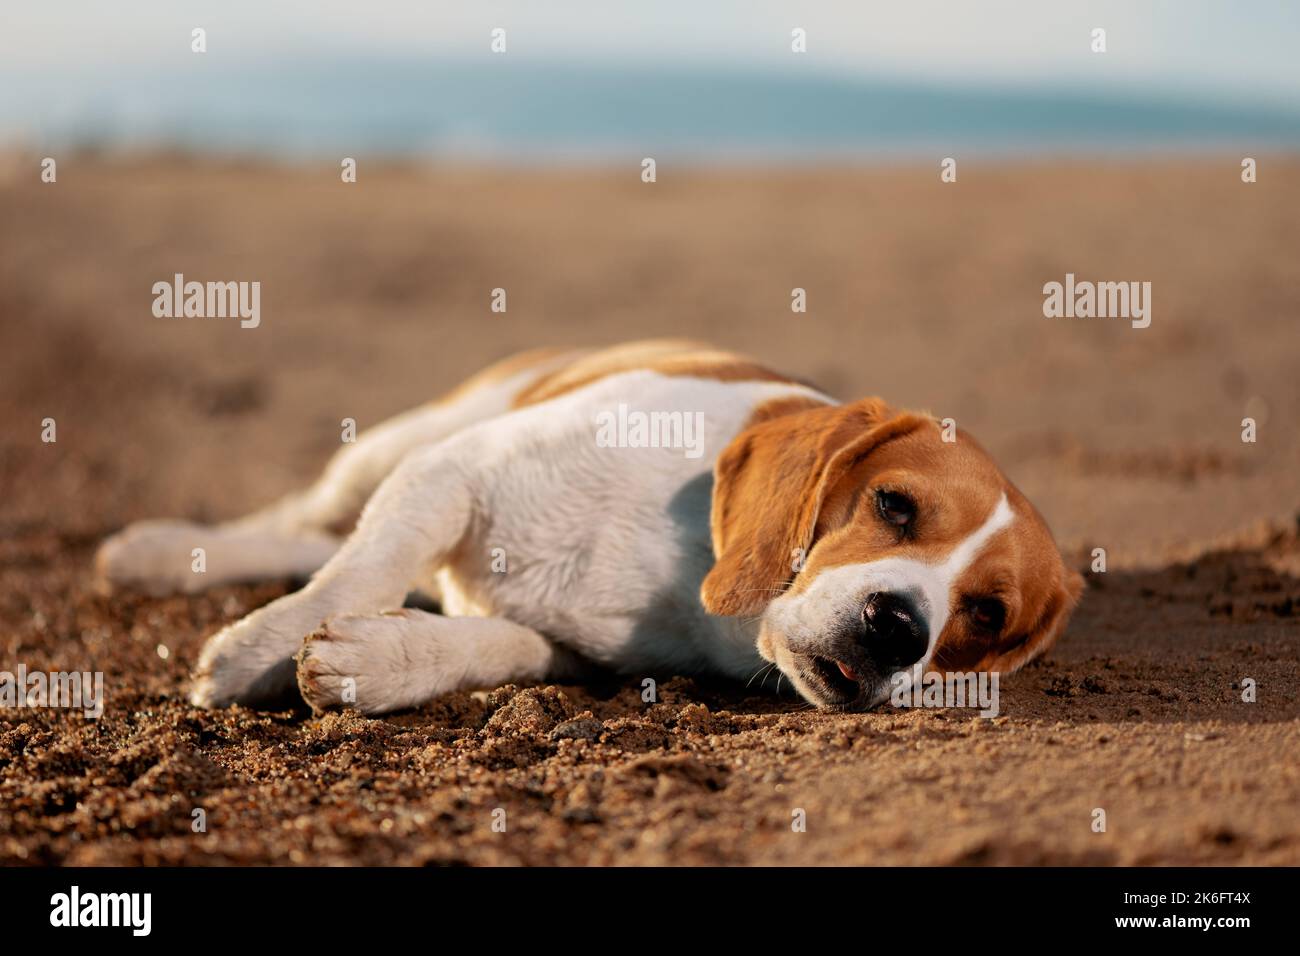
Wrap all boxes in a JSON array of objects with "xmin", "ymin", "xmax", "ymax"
[
  {"xmin": 4, "ymin": 0, "xmax": 1299, "ymax": 99},
  {"xmin": 3, "ymin": 1, "xmax": 1298, "ymax": 159}
]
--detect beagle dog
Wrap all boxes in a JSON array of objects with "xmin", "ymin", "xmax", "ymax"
[{"xmin": 96, "ymin": 339, "xmax": 1083, "ymax": 714}]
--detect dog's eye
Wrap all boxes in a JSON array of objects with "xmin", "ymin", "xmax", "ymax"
[
  {"xmin": 876, "ymin": 490, "xmax": 916, "ymax": 529},
  {"xmin": 968, "ymin": 598, "xmax": 1006, "ymax": 634}
]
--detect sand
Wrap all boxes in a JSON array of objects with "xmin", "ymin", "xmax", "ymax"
[{"xmin": 0, "ymin": 156, "xmax": 1297, "ymax": 865}]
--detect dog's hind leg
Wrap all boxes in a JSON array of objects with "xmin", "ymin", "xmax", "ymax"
[
  {"xmin": 95, "ymin": 348, "xmax": 581, "ymax": 596},
  {"xmin": 231, "ymin": 350, "xmax": 576, "ymax": 537},
  {"xmin": 94, "ymin": 520, "xmax": 343, "ymax": 598},
  {"xmin": 295, "ymin": 610, "xmax": 581, "ymax": 715},
  {"xmin": 92, "ymin": 399, "xmax": 462, "ymax": 597},
  {"xmin": 188, "ymin": 438, "xmax": 485, "ymax": 708}
]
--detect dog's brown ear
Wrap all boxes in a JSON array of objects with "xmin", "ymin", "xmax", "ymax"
[
  {"xmin": 700, "ymin": 397, "xmax": 928, "ymax": 617},
  {"xmin": 980, "ymin": 567, "xmax": 1084, "ymax": 673}
]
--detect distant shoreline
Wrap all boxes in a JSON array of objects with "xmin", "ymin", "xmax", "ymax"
[{"xmin": 5, "ymin": 58, "xmax": 1300, "ymax": 163}]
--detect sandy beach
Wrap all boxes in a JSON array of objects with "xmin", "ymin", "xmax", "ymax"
[{"xmin": 0, "ymin": 155, "xmax": 1297, "ymax": 864}]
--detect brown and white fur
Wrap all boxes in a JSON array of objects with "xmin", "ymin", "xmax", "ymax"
[{"xmin": 96, "ymin": 339, "xmax": 1083, "ymax": 714}]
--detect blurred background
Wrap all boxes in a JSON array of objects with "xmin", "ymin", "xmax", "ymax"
[
  {"xmin": 1, "ymin": 0, "xmax": 1298, "ymax": 566},
  {"xmin": 5, "ymin": 0, "xmax": 1300, "ymax": 160}
]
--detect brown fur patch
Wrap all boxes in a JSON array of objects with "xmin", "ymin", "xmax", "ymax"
[
  {"xmin": 511, "ymin": 338, "xmax": 803, "ymax": 408},
  {"xmin": 433, "ymin": 346, "xmax": 587, "ymax": 408}
]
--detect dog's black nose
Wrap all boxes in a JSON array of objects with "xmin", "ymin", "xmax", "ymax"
[{"xmin": 860, "ymin": 592, "xmax": 928, "ymax": 671}]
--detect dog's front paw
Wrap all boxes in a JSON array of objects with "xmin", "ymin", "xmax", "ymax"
[
  {"xmin": 189, "ymin": 665, "xmax": 246, "ymax": 709},
  {"xmin": 294, "ymin": 627, "xmax": 355, "ymax": 715},
  {"xmin": 189, "ymin": 597, "xmax": 326, "ymax": 709},
  {"xmin": 96, "ymin": 520, "xmax": 213, "ymax": 596},
  {"xmin": 296, "ymin": 611, "xmax": 446, "ymax": 716}
]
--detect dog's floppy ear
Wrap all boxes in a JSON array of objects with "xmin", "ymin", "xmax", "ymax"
[
  {"xmin": 700, "ymin": 397, "xmax": 928, "ymax": 617},
  {"xmin": 980, "ymin": 568, "xmax": 1084, "ymax": 673},
  {"xmin": 993, "ymin": 567, "xmax": 1086, "ymax": 671}
]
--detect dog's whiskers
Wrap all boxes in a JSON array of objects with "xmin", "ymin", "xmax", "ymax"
[{"xmin": 746, "ymin": 661, "xmax": 778, "ymax": 691}]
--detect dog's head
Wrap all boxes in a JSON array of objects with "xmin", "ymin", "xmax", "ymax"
[{"xmin": 701, "ymin": 396, "xmax": 1083, "ymax": 709}]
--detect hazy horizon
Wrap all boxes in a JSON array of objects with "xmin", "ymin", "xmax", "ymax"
[{"xmin": 4, "ymin": 1, "xmax": 1299, "ymax": 162}]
